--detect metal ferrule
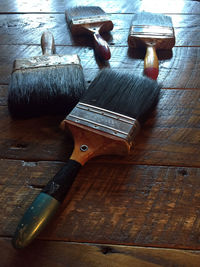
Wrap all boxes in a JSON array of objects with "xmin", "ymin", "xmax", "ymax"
[
  {"xmin": 129, "ymin": 25, "xmax": 174, "ymax": 38},
  {"xmin": 71, "ymin": 15, "xmax": 110, "ymax": 26},
  {"xmin": 13, "ymin": 54, "xmax": 81, "ymax": 72},
  {"xmin": 66, "ymin": 102, "xmax": 140, "ymax": 144}
]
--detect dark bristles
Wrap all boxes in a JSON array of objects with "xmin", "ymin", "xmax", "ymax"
[
  {"xmin": 132, "ymin": 12, "xmax": 173, "ymax": 27},
  {"xmin": 8, "ymin": 65, "xmax": 86, "ymax": 118},
  {"xmin": 81, "ymin": 69, "xmax": 161, "ymax": 123},
  {"xmin": 66, "ymin": 6, "xmax": 105, "ymax": 22}
]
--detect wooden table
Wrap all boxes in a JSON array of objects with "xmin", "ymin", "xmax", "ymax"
[{"xmin": 1, "ymin": 0, "xmax": 200, "ymax": 266}]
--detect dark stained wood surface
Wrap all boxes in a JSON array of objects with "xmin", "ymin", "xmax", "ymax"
[
  {"xmin": 1, "ymin": 0, "xmax": 200, "ymax": 14},
  {"xmin": 1, "ymin": 0, "xmax": 200, "ymax": 266},
  {"xmin": 1, "ymin": 238, "xmax": 200, "ymax": 267}
]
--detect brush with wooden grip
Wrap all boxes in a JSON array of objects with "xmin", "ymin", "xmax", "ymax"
[
  {"xmin": 12, "ymin": 69, "xmax": 161, "ymax": 249},
  {"xmin": 65, "ymin": 6, "xmax": 113, "ymax": 61},
  {"xmin": 8, "ymin": 31, "xmax": 86, "ymax": 118},
  {"xmin": 128, "ymin": 12, "xmax": 175, "ymax": 80}
]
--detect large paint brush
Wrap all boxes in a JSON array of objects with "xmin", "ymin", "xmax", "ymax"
[
  {"xmin": 8, "ymin": 31, "xmax": 86, "ymax": 118},
  {"xmin": 65, "ymin": 6, "xmax": 113, "ymax": 61},
  {"xmin": 128, "ymin": 11, "xmax": 175, "ymax": 80},
  {"xmin": 12, "ymin": 69, "xmax": 161, "ymax": 249}
]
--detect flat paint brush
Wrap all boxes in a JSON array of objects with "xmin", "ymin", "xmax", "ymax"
[
  {"xmin": 8, "ymin": 31, "xmax": 86, "ymax": 118},
  {"xmin": 128, "ymin": 12, "xmax": 175, "ymax": 80},
  {"xmin": 65, "ymin": 6, "xmax": 113, "ymax": 61},
  {"xmin": 12, "ymin": 69, "xmax": 161, "ymax": 249}
]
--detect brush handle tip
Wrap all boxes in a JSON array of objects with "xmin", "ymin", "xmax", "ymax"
[
  {"xmin": 144, "ymin": 45, "xmax": 159, "ymax": 80},
  {"xmin": 41, "ymin": 31, "xmax": 55, "ymax": 56},
  {"xmin": 12, "ymin": 160, "xmax": 81, "ymax": 249},
  {"xmin": 93, "ymin": 33, "xmax": 111, "ymax": 60},
  {"xmin": 144, "ymin": 67, "xmax": 159, "ymax": 80},
  {"xmin": 12, "ymin": 193, "xmax": 60, "ymax": 249}
]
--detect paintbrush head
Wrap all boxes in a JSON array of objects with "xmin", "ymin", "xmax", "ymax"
[
  {"xmin": 64, "ymin": 69, "xmax": 161, "ymax": 147},
  {"xmin": 132, "ymin": 12, "xmax": 173, "ymax": 27},
  {"xmin": 66, "ymin": 6, "xmax": 106, "ymax": 21},
  {"xmin": 128, "ymin": 12, "xmax": 175, "ymax": 49},
  {"xmin": 80, "ymin": 68, "xmax": 161, "ymax": 123},
  {"xmin": 65, "ymin": 6, "xmax": 113, "ymax": 35},
  {"xmin": 8, "ymin": 59, "xmax": 86, "ymax": 118}
]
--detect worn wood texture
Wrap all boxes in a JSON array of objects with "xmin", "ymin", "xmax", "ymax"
[
  {"xmin": 1, "ymin": 238, "xmax": 200, "ymax": 267},
  {"xmin": 0, "ymin": 14, "xmax": 199, "ymax": 46},
  {"xmin": 1, "ymin": 159, "xmax": 200, "ymax": 249},
  {"xmin": 1, "ymin": 0, "xmax": 200, "ymax": 14},
  {"xmin": 1, "ymin": 0, "xmax": 200, "ymax": 265}
]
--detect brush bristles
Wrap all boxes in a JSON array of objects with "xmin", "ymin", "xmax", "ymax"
[
  {"xmin": 8, "ymin": 65, "xmax": 86, "ymax": 118},
  {"xmin": 132, "ymin": 12, "xmax": 173, "ymax": 27},
  {"xmin": 66, "ymin": 6, "xmax": 105, "ymax": 22},
  {"xmin": 80, "ymin": 69, "xmax": 161, "ymax": 123}
]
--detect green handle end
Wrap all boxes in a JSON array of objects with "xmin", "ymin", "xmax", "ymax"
[{"xmin": 12, "ymin": 192, "xmax": 60, "ymax": 249}]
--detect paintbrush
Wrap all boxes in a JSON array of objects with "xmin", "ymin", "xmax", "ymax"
[
  {"xmin": 8, "ymin": 31, "xmax": 86, "ymax": 118},
  {"xmin": 65, "ymin": 6, "xmax": 113, "ymax": 61},
  {"xmin": 12, "ymin": 69, "xmax": 161, "ymax": 249},
  {"xmin": 128, "ymin": 11, "xmax": 175, "ymax": 80}
]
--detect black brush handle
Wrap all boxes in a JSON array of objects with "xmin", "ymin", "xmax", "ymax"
[
  {"xmin": 41, "ymin": 31, "xmax": 55, "ymax": 55},
  {"xmin": 12, "ymin": 159, "xmax": 81, "ymax": 249},
  {"xmin": 93, "ymin": 32, "xmax": 111, "ymax": 61}
]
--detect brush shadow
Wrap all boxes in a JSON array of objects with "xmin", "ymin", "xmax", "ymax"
[{"xmin": 128, "ymin": 47, "xmax": 173, "ymax": 60}]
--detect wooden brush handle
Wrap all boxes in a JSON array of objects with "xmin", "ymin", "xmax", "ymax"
[
  {"xmin": 41, "ymin": 31, "xmax": 55, "ymax": 55},
  {"xmin": 12, "ymin": 159, "xmax": 81, "ymax": 249},
  {"xmin": 12, "ymin": 122, "xmax": 130, "ymax": 249},
  {"xmin": 93, "ymin": 32, "xmax": 111, "ymax": 61},
  {"xmin": 144, "ymin": 45, "xmax": 159, "ymax": 80}
]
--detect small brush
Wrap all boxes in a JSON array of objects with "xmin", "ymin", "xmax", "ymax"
[
  {"xmin": 12, "ymin": 69, "xmax": 161, "ymax": 249},
  {"xmin": 65, "ymin": 6, "xmax": 113, "ymax": 61},
  {"xmin": 128, "ymin": 11, "xmax": 175, "ymax": 80},
  {"xmin": 8, "ymin": 31, "xmax": 86, "ymax": 118}
]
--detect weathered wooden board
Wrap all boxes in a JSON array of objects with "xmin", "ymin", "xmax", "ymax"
[
  {"xmin": 0, "ymin": 14, "xmax": 199, "ymax": 46},
  {"xmin": 1, "ymin": 0, "xmax": 200, "ymax": 263},
  {"xmin": 0, "ymin": 0, "xmax": 200, "ymax": 14},
  {"xmin": 1, "ymin": 159, "xmax": 200, "ymax": 249},
  {"xmin": 1, "ymin": 238, "xmax": 200, "ymax": 267}
]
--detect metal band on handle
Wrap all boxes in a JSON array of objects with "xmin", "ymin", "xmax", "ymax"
[{"xmin": 66, "ymin": 102, "xmax": 140, "ymax": 143}]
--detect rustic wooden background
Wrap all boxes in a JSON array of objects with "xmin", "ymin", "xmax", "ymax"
[{"xmin": 1, "ymin": 0, "xmax": 200, "ymax": 266}]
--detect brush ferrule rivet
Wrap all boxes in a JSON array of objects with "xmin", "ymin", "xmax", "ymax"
[{"xmin": 80, "ymin": 145, "xmax": 88, "ymax": 152}]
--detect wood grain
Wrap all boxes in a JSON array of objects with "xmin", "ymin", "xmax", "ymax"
[
  {"xmin": 0, "ymin": 0, "xmax": 200, "ymax": 14},
  {"xmin": 0, "ymin": 14, "xmax": 199, "ymax": 46},
  {"xmin": 1, "ymin": 238, "xmax": 200, "ymax": 267},
  {"xmin": 1, "ymin": 0, "xmax": 200, "ymax": 264},
  {"xmin": 1, "ymin": 159, "xmax": 200, "ymax": 249}
]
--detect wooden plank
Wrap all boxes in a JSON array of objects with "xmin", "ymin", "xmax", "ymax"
[
  {"xmin": 0, "ymin": 14, "xmax": 199, "ymax": 46},
  {"xmin": 1, "ymin": 159, "xmax": 200, "ymax": 249},
  {"xmin": 0, "ymin": 89, "xmax": 199, "ymax": 167},
  {"xmin": 1, "ymin": 45, "xmax": 200, "ymax": 88},
  {"xmin": 1, "ymin": 0, "xmax": 200, "ymax": 264},
  {"xmin": 0, "ymin": 0, "xmax": 200, "ymax": 14},
  {"xmin": 1, "ymin": 238, "xmax": 200, "ymax": 267}
]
